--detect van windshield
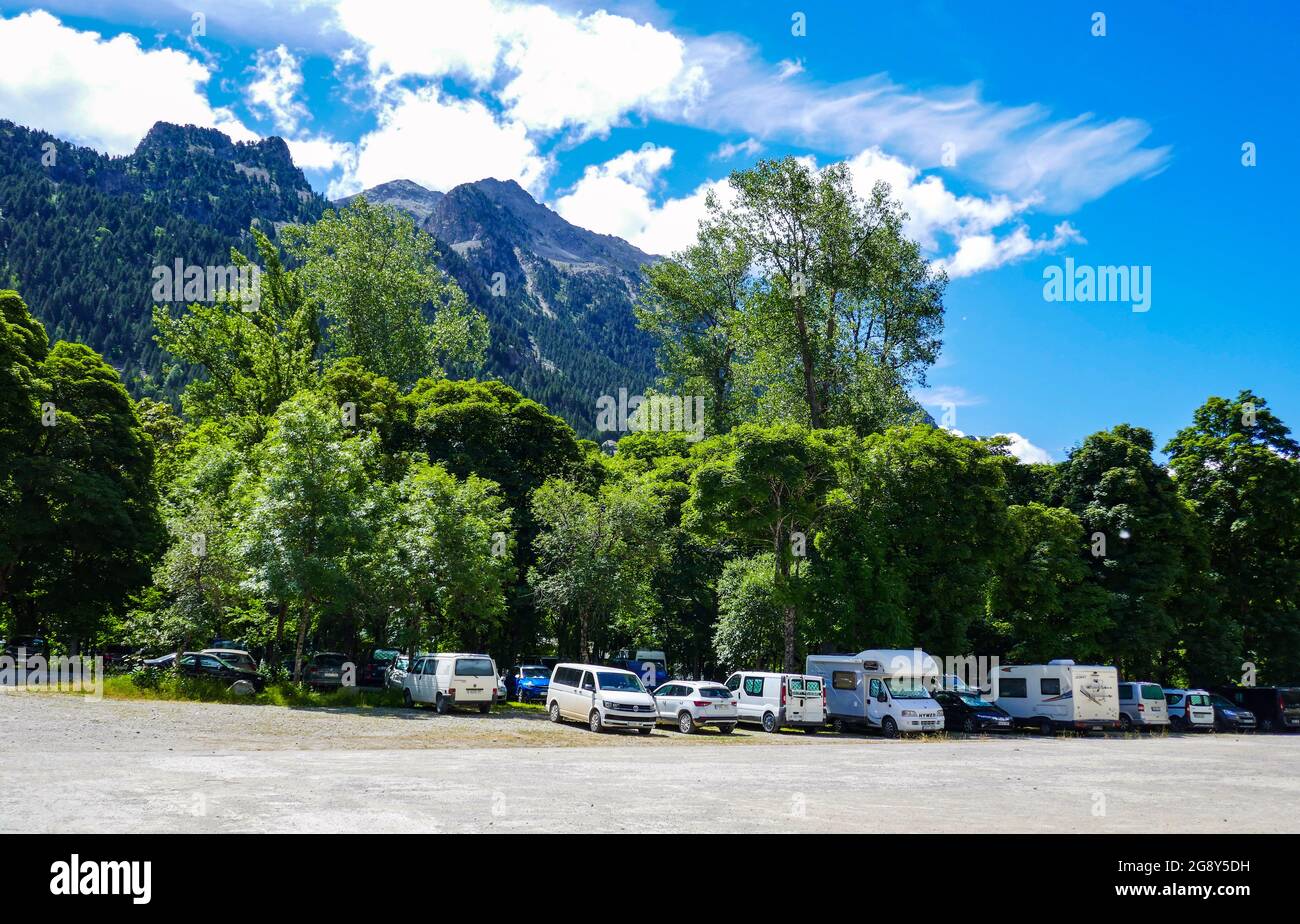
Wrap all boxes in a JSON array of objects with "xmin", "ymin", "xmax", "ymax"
[
  {"xmin": 521, "ymin": 667, "xmax": 549, "ymax": 678},
  {"xmin": 455, "ymin": 658, "xmax": 495, "ymax": 676},
  {"xmin": 597, "ymin": 672, "xmax": 645, "ymax": 692},
  {"xmin": 886, "ymin": 678, "xmax": 932, "ymax": 699},
  {"xmin": 1282, "ymin": 689, "xmax": 1300, "ymax": 706}
]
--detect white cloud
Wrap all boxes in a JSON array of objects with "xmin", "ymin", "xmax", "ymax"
[
  {"xmin": 935, "ymin": 220, "xmax": 1084, "ymax": 279},
  {"xmin": 683, "ymin": 34, "xmax": 1169, "ymax": 212},
  {"xmin": 553, "ymin": 145, "xmax": 733, "ymax": 255},
  {"xmin": 246, "ymin": 44, "xmax": 309, "ymax": 133},
  {"xmin": 915, "ymin": 385, "xmax": 984, "ymax": 409},
  {"xmin": 776, "ymin": 58, "xmax": 804, "ymax": 80},
  {"xmin": 287, "ymin": 135, "xmax": 355, "ymax": 171},
  {"xmin": 712, "ymin": 137, "xmax": 763, "ymax": 161},
  {"xmin": 328, "ymin": 86, "xmax": 550, "ymax": 197},
  {"xmin": 331, "ymin": 0, "xmax": 705, "ymax": 140},
  {"xmin": 0, "ymin": 10, "xmax": 254, "ymax": 155},
  {"xmin": 994, "ymin": 432, "xmax": 1054, "ymax": 465}
]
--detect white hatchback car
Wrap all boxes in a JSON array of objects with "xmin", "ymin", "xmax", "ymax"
[
  {"xmin": 653, "ymin": 680, "xmax": 739, "ymax": 734},
  {"xmin": 547, "ymin": 663, "xmax": 656, "ymax": 733}
]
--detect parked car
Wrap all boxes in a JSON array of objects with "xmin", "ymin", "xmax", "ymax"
[
  {"xmin": 932, "ymin": 690, "xmax": 1013, "ymax": 733},
  {"xmin": 384, "ymin": 655, "xmax": 411, "ymax": 691},
  {"xmin": 177, "ymin": 652, "xmax": 265, "ymax": 691},
  {"xmin": 546, "ymin": 663, "xmax": 656, "ymax": 734},
  {"xmin": 806, "ymin": 651, "xmax": 940, "ymax": 737},
  {"xmin": 1164, "ymin": 688, "xmax": 1215, "ymax": 731},
  {"xmin": 606, "ymin": 648, "xmax": 669, "ymax": 689},
  {"xmin": 1, "ymin": 635, "xmax": 50, "ymax": 667},
  {"xmin": 1210, "ymin": 693, "xmax": 1256, "ymax": 732},
  {"xmin": 726, "ymin": 669, "xmax": 827, "ymax": 734},
  {"xmin": 990, "ymin": 660, "xmax": 1120, "ymax": 734},
  {"xmin": 1214, "ymin": 686, "xmax": 1300, "ymax": 733},
  {"xmin": 360, "ymin": 648, "xmax": 402, "ymax": 688},
  {"xmin": 1116, "ymin": 681, "xmax": 1170, "ymax": 730},
  {"xmin": 303, "ymin": 652, "xmax": 350, "ymax": 690},
  {"xmin": 496, "ymin": 671, "xmax": 509, "ymax": 705},
  {"xmin": 142, "ymin": 652, "xmax": 177, "ymax": 669},
  {"xmin": 505, "ymin": 664, "xmax": 551, "ymax": 703},
  {"xmin": 653, "ymin": 680, "xmax": 738, "ymax": 734},
  {"xmin": 202, "ymin": 648, "xmax": 258, "ymax": 673},
  {"xmin": 402, "ymin": 653, "xmax": 499, "ymax": 713}
]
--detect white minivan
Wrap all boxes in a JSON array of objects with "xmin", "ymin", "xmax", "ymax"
[
  {"xmin": 402, "ymin": 652, "xmax": 499, "ymax": 714},
  {"xmin": 723, "ymin": 671, "xmax": 826, "ymax": 733},
  {"xmin": 547, "ymin": 663, "xmax": 656, "ymax": 734}
]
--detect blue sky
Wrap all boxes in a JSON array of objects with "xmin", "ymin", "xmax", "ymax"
[{"xmin": 1, "ymin": 0, "xmax": 1296, "ymax": 461}]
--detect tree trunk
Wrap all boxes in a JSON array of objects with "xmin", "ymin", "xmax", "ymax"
[
  {"xmin": 268, "ymin": 602, "xmax": 287, "ymax": 675},
  {"xmin": 293, "ymin": 597, "xmax": 311, "ymax": 682},
  {"xmin": 579, "ymin": 612, "xmax": 590, "ymax": 663}
]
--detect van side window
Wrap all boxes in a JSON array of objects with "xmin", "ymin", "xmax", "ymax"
[
  {"xmin": 725, "ymin": 674, "xmax": 740, "ymax": 692},
  {"xmin": 833, "ymin": 671, "xmax": 857, "ymax": 691},
  {"xmin": 1040, "ymin": 678, "xmax": 1061, "ymax": 695},
  {"xmin": 868, "ymin": 678, "xmax": 883, "ymax": 698},
  {"xmin": 743, "ymin": 676, "xmax": 765, "ymax": 697},
  {"xmin": 581, "ymin": 671, "xmax": 596, "ymax": 691},
  {"xmin": 423, "ymin": 659, "xmax": 437, "ymax": 675},
  {"xmin": 789, "ymin": 678, "xmax": 804, "ymax": 694},
  {"xmin": 1117, "ymin": 684, "xmax": 1132, "ymax": 699},
  {"xmin": 1000, "ymin": 678, "xmax": 1027, "ymax": 698}
]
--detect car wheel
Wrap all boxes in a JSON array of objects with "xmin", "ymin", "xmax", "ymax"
[
  {"xmin": 761, "ymin": 712, "xmax": 778, "ymax": 733},
  {"xmin": 1260, "ymin": 718, "xmax": 1275, "ymax": 733},
  {"xmin": 718, "ymin": 724, "xmax": 735, "ymax": 735},
  {"xmin": 880, "ymin": 716, "xmax": 899, "ymax": 739},
  {"xmin": 804, "ymin": 725, "xmax": 820, "ymax": 735},
  {"xmin": 402, "ymin": 689, "xmax": 414, "ymax": 709},
  {"xmin": 589, "ymin": 710, "xmax": 604, "ymax": 733},
  {"xmin": 435, "ymin": 694, "xmax": 449, "ymax": 715},
  {"xmin": 678, "ymin": 712, "xmax": 696, "ymax": 734},
  {"xmin": 831, "ymin": 718, "xmax": 846, "ymax": 735},
  {"xmin": 548, "ymin": 701, "xmax": 561, "ymax": 723},
  {"xmin": 1170, "ymin": 715, "xmax": 1185, "ymax": 731},
  {"xmin": 1038, "ymin": 718, "xmax": 1054, "ymax": 736},
  {"xmin": 637, "ymin": 726, "xmax": 653, "ymax": 736},
  {"xmin": 963, "ymin": 716, "xmax": 977, "ymax": 734},
  {"xmin": 478, "ymin": 703, "xmax": 491, "ymax": 714},
  {"xmin": 1119, "ymin": 713, "xmax": 1132, "ymax": 731}
]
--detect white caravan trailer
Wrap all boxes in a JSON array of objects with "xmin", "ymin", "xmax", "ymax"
[
  {"xmin": 991, "ymin": 660, "xmax": 1119, "ymax": 733},
  {"xmin": 806, "ymin": 650, "xmax": 945, "ymax": 738}
]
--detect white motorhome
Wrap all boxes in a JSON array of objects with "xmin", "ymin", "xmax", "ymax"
[
  {"xmin": 991, "ymin": 660, "xmax": 1119, "ymax": 733},
  {"xmin": 806, "ymin": 650, "xmax": 946, "ymax": 738}
]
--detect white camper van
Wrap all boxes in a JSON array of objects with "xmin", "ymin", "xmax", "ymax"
[
  {"xmin": 806, "ymin": 650, "xmax": 946, "ymax": 738},
  {"xmin": 991, "ymin": 660, "xmax": 1119, "ymax": 733}
]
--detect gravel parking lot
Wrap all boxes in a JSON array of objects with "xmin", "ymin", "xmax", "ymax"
[{"xmin": 4, "ymin": 692, "xmax": 1298, "ymax": 833}]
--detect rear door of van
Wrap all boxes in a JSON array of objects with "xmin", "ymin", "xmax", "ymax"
[
  {"xmin": 452, "ymin": 656, "xmax": 496, "ymax": 704},
  {"xmin": 800, "ymin": 675, "xmax": 826, "ymax": 723}
]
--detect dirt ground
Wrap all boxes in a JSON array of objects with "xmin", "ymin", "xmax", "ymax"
[{"xmin": 3, "ymin": 692, "xmax": 1297, "ymax": 833}]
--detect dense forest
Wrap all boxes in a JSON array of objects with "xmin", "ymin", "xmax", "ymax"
[{"xmin": 2, "ymin": 155, "xmax": 1297, "ymax": 687}]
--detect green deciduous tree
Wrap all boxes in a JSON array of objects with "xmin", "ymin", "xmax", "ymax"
[
  {"xmin": 1165, "ymin": 391, "xmax": 1300, "ymax": 682},
  {"xmin": 686, "ymin": 423, "xmax": 839, "ymax": 671},
  {"xmin": 528, "ymin": 477, "xmax": 664, "ymax": 662},
  {"xmin": 283, "ymin": 196, "xmax": 488, "ymax": 387}
]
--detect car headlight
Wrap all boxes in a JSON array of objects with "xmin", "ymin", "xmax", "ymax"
[
  {"xmin": 602, "ymin": 700, "xmax": 619, "ymax": 710},
  {"xmin": 901, "ymin": 710, "xmax": 917, "ymax": 717}
]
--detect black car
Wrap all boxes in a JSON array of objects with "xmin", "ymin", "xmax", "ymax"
[
  {"xmin": 1, "ymin": 635, "xmax": 50, "ymax": 665},
  {"xmin": 933, "ymin": 690, "xmax": 1015, "ymax": 733},
  {"xmin": 1210, "ymin": 693, "xmax": 1256, "ymax": 732},
  {"xmin": 1214, "ymin": 686, "xmax": 1300, "ymax": 732},
  {"xmin": 359, "ymin": 648, "xmax": 401, "ymax": 688},
  {"xmin": 177, "ymin": 652, "xmax": 265, "ymax": 691}
]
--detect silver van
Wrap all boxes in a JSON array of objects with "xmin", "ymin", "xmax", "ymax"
[{"xmin": 1117, "ymin": 681, "xmax": 1169, "ymax": 729}]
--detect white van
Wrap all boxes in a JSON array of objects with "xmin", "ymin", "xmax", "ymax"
[
  {"xmin": 806, "ymin": 650, "xmax": 945, "ymax": 737},
  {"xmin": 1117, "ymin": 680, "xmax": 1170, "ymax": 730},
  {"xmin": 723, "ymin": 670, "xmax": 826, "ymax": 733},
  {"xmin": 402, "ymin": 652, "xmax": 499, "ymax": 714},
  {"xmin": 547, "ymin": 663, "xmax": 656, "ymax": 734},
  {"xmin": 992, "ymin": 661, "xmax": 1119, "ymax": 733}
]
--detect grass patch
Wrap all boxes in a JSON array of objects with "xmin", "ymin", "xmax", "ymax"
[{"xmin": 98, "ymin": 670, "xmax": 405, "ymax": 708}]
